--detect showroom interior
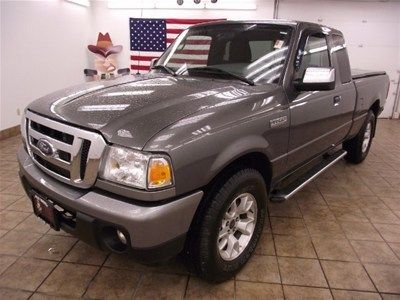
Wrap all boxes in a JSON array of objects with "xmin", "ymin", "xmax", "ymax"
[{"xmin": 1, "ymin": 0, "xmax": 400, "ymax": 299}]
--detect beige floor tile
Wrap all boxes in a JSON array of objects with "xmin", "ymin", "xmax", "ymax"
[
  {"xmin": 294, "ymin": 191, "xmax": 327, "ymax": 207},
  {"xmin": 270, "ymin": 217, "xmax": 308, "ymax": 236},
  {"xmin": 38, "ymin": 262, "xmax": 99, "ymax": 297},
  {"xmin": 321, "ymin": 261, "xmax": 375, "ymax": 291},
  {"xmin": 1, "ymin": 182, "xmax": 26, "ymax": 196},
  {"xmin": 134, "ymin": 273, "xmax": 187, "ymax": 299},
  {"xmin": 312, "ymin": 237, "xmax": 358, "ymax": 261},
  {"xmin": 0, "ymin": 257, "xmax": 56, "ymax": 291},
  {"xmin": 30, "ymin": 292, "xmax": 80, "ymax": 300},
  {"xmin": 278, "ymin": 257, "xmax": 327, "ymax": 287},
  {"xmin": 0, "ymin": 210, "xmax": 30, "ymax": 230},
  {"xmin": 14, "ymin": 214, "xmax": 50, "ymax": 234},
  {"xmin": 0, "ymin": 230, "xmax": 42, "ymax": 256},
  {"xmin": 236, "ymin": 281, "xmax": 283, "ymax": 300},
  {"xmin": 340, "ymin": 221, "xmax": 383, "ymax": 241},
  {"xmin": 63, "ymin": 241, "xmax": 108, "ymax": 266},
  {"xmin": 300, "ymin": 205, "xmax": 336, "ymax": 222},
  {"xmin": 283, "ymin": 285, "xmax": 332, "ymax": 300},
  {"xmin": 0, "ymin": 255, "xmax": 18, "ymax": 275},
  {"xmin": 274, "ymin": 235, "xmax": 316, "ymax": 258},
  {"xmin": 323, "ymin": 195, "xmax": 359, "ymax": 208},
  {"xmin": 236, "ymin": 255, "xmax": 280, "ymax": 283},
  {"xmin": 0, "ymin": 288, "xmax": 32, "ymax": 300},
  {"xmin": 305, "ymin": 220, "xmax": 345, "ymax": 239},
  {"xmin": 85, "ymin": 267, "xmax": 140, "ymax": 299},
  {"xmin": 0, "ymin": 229, "xmax": 7, "ymax": 238},
  {"xmin": 0, "ymin": 194, "xmax": 21, "ymax": 209},
  {"xmin": 331, "ymin": 289, "xmax": 381, "ymax": 300},
  {"xmin": 388, "ymin": 242, "xmax": 400, "ymax": 257},
  {"xmin": 362, "ymin": 208, "xmax": 400, "ymax": 224},
  {"xmin": 268, "ymin": 200, "xmax": 302, "ymax": 218},
  {"xmin": 104, "ymin": 254, "xmax": 187, "ymax": 275},
  {"xmin": 364, "ymin": 263, "xmax": 400, "ymax": 294},
  {"xmin": 330, "ymin": 206, "xmax": 369, "ymax": 223},
  {"xmin": 381, "ymin": 197, "xmax": 400, "ymax": 211},
  {"xmin": 24, "ymin": 235, "xmax": 76, "ymax": 261},
  {"xmin": 351, "ymin": 240, "xmax": 400, "ymax": 264},
  {"xmin": 254, "ymin": 232, "xmax": 275, "ymax": 255},
  {"xmin": 374, "ymin": 224, "xmax": 400, "ymax": 242},
  {"xmin": 185, "ymin": 276, "xmax": 233, "ymax": 299},
  {"xmin": 5, "ymin": 197, "xmax": 33, "ymax": 213}
]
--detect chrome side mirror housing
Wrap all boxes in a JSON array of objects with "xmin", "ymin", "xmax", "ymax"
[{"xmin": 296, "ymin": 67, "xmax": 335, "ymax": 91}]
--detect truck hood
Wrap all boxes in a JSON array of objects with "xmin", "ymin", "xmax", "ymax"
[{"xmin": 28, "ymin": 74, "xmax": 278, "ymax": 149}]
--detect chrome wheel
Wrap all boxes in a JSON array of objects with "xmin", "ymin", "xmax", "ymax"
[
  {"xmin": 217, "ymin": 193, "xmax": 257, "ymax": 261},
  {"xmin": 362, "ymin": 122, "xmax": 372, "ymax": 153}
]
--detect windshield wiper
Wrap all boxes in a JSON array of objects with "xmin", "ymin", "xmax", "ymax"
[
  {"xmin": 151, "ymin": 64, "xmax": 176, "ymax": 76},
  {"xmin": 187, "ymin": 66, "xmax": 254, "ymax": 86}
]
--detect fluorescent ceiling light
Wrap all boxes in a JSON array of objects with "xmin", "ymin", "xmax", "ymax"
[{"xmin": 66, "ymin": 0, "xmax": 90, "ymax": 7}]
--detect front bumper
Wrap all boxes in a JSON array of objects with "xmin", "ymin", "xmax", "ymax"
[{"xmin": 18, "ymin": 145, "xmax": 203, "ymax": 262}]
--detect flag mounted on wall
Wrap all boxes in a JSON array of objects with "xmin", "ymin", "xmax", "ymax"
[{"xmin": 130, "ymin": 18, "xmax": 221, "ymax": 73}]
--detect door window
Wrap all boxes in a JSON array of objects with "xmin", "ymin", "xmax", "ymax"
[{"xmin": 297, "ymin": 33, "xmax": 330, "ymax": 76}]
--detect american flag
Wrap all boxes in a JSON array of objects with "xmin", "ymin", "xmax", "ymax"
[{"xmin": 130, "ymin": 18, "xmax": 220, "ymax": 73}]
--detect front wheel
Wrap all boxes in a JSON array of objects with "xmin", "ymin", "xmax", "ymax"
[
  {"xmin": 184, "ymin": 168, "xmax": 267, "ymax": 282},
  {"xmin": 343, "ymin": 110, "xmax": 376, "ymax": 164}
]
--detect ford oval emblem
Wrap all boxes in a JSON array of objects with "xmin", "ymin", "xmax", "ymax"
[{"xmin": 37, "ymin": 139, "xmax": 55, "ymax": 157}]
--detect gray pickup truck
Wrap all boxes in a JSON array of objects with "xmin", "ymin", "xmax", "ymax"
[{"xmin": 18, "ymin": 20, "xmax": 390, "ymax": 282}]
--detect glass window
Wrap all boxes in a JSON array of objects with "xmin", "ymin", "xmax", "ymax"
[
  {"xmin": 331, "ymin": 34, "xmax": 351, "ymax": 83},
  {"xmin": 156, "ymin": 24, "xmax": 293, "ymax": 84},
  {"xmin": 297, "ymin": 33, "xmax": 330, "ymax": 76}
]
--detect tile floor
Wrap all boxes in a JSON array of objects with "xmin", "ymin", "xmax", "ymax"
[{"xmin": 0, "ymin": 119, "xmax": 399, "ymax": 299}]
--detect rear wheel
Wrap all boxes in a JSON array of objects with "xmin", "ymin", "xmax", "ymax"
[
  {"xmin": 343, "ymin": 110, "xmax": 376, "ymax": 164},
  {"xmin": 184, "ymin": 168, "xmax": 267, "ymax": 282}
]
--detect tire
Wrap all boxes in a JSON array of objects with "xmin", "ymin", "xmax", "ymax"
[
  {"xmin": 343, "ymin": 110, "xmax": 376, "ymax": 164},
  {"xmin": 183, "ymin": 168, "xmax": 267, "ymax": 282}
]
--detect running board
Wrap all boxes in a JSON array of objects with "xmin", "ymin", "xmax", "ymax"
[{"xmin": 269, "ymin": 150, "xmax": 347, "ymax": 202}]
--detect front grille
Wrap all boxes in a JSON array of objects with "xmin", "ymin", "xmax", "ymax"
[
  {"xmin": 24, "ymin": 111, "xmax": 106, "ymax": 189},
  {"xmin": 31, "ymin": 120, "xmax": 74, "ymax": 144}
]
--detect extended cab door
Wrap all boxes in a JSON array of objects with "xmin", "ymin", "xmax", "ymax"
[{"xmin": 286, "ymin": 29, "xmax": 354, "ymax": 170}]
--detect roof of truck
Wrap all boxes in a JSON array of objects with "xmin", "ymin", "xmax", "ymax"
[{"xmin": 190, "ymin": 19, "xmax": 341, "ymax": 34}]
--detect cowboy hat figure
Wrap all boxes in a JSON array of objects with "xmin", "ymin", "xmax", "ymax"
[{"xmin": 88, "ymin": 33, "xmax": 122, "ymax": 76}]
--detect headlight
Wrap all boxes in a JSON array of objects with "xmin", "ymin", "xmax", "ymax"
[{"xmin": 100, "ymin": 146, "xmax": 173, "ymax": 190}]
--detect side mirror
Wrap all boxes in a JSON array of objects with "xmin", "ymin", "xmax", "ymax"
[
  {"xmin": 295, "ymin": 67, "xmax": 335, "ymax": 91},
  {"xmin": 150, "ymin": 58, "xmax": 158, "ymax": 69}
]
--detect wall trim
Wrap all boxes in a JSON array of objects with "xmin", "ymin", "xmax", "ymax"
[{"xmin": 0, "ymin": 125, "xmax": 20, "ymax": 141}]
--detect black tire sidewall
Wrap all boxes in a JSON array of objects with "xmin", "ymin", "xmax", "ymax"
[
  {"xmin": 198, "ymin": 169, "xmax": 267, "ymax": 281},
  {"xmin": 358, "ymin": 112, "xmax": 375, "ymax": 160}
]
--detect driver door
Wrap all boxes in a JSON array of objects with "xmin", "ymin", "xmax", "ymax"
[{"xmin": 287, "ymin": 31, "xmax": 341, "ymax": 170}]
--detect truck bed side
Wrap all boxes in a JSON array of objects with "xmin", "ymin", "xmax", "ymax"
[{"xmin": 347, "ymin": 72, "xmax": 390, "ymax": 138}]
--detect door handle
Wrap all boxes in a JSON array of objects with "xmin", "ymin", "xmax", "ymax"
[{"xmin": 333, "ymin": 96, "xmax": 342, "ymax": 106}]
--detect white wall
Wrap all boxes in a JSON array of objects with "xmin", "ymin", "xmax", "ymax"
[
  {"xmin": 0, "ymin": 0, "xmax": 93, "ymax": 130},
  {"xmin": 278, "ymin": 0, "xmax": 400, "ymax": 118},
  {"xmin": 88, "ymin": 0, "xmax": 275, "ymax": 71}
]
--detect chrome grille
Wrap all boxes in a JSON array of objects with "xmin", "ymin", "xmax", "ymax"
[{"xmin": 23, "ymin": 111, "xmax": 107, "ymax": 189}]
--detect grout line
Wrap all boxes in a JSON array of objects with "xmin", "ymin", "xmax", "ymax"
[{"xmin": 26, "ymin": 238, "xmax": 80, "ymax": 299}]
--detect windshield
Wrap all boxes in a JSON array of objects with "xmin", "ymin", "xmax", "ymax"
[{"xmin": 155, "ymin": 23, "xmax": 292, "ymax": 84}]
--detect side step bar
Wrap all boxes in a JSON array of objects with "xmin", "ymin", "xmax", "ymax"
[{"xmin": 270, "ymin": 150, "xmax": 347, "ymax": 202}]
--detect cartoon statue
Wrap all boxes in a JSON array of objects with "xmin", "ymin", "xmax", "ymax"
[{"xmin": 87, "ymin": 33, "xmax": 122, "ymax": 78}]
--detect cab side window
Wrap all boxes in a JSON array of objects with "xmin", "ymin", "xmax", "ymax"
[{"xmin": 297, "ymin": 33, "xmax": 330, "ymax": 76}]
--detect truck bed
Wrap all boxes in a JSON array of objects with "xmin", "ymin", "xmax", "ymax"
[{"xmin": 352, "ymin": 69, "xmax": 386, "ymax": 80}]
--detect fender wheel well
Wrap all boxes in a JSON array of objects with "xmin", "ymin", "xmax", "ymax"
[{"xmin": 370, "ymin": 99, "xmax": 380, "ymax": 137}]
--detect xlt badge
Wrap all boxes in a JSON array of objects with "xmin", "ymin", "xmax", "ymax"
[{"xmin": 270, "ymin": 116, "xmax": 288, "ymax": 128}]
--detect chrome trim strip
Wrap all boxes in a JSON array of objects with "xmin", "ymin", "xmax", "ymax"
[
  {"xmin": 25, "ymin": 111, "xmax": 107, "ymax": 188},
  {"xmin": 283, "ymin": 150, "xmax": 347, "ymax": 201}
]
